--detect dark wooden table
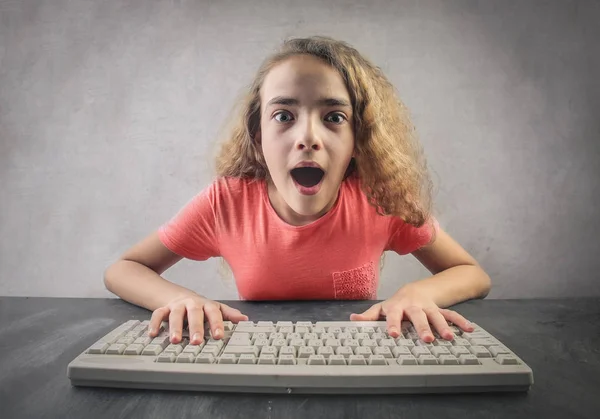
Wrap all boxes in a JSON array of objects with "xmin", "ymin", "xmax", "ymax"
[{"xmin": 1, "ymin": 296, "xmax": 599, "ymax": 418}]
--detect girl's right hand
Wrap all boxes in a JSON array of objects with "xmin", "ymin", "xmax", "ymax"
[{"xmin": 147, "ymin": 294, "xmax": 249, "ymax": 345}]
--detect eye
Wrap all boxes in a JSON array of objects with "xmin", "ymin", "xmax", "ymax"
[
  {"xmin": 274, "ymin": 111, "xmax": 294, "ymax": 123},
  {"xmin": 325, "ymin": 112, "xmax": 347, "ymax": 124}
]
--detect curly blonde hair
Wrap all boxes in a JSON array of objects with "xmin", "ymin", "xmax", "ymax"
[{"xmin": 215, "ymin": 36, "xmax": 435, "ymax": 233}]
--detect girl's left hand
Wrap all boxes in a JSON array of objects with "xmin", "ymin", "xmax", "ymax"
[{"xmin": 349, "ymin": 285, "xmax": 475, "ymax": 342}]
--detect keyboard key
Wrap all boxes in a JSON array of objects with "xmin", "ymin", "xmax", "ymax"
[
  {"xmin": 360, "ymin": 339, "xmax": 377, "ymax": 349},
  {"xmin": 278, "ymin": 354, "xmax": 296, "ymax": 365},
  {"xmin": 495, "ymin": 354, "xmax": 519, "ymax": 365},
  {"xmin": 489, "ymin": 346, "xmax": 511, "ymax": 357},
  {"xmin": 298, "ymin": 347, "xmax": 315, "ymax": 358},
  {"xmin": 124, "ymin": 344, "xmax": 144, "ymax": 355},
  {"xmin": 141, "ymin": 344, "xmax": 163, "ymax": 356},
  {"xmin": 163, "ymin": 344, "xmax": 184, "ymax": 355},
  {"xmin": 253, "ymin": 338, "xmax": 270, "ymax": 349},
  {"xmin": 317, "ymin": 346, "xmax": 334, "ymax": 357},
  {"xmin": 348, "ymin": 355, "xmax": 367, "ymax": 365},
  {"xmin": 201, "ymin": 346, "xmax": 220, "ymax": 356},
  {"xmin": 182, "ymin": 344, "xmax": 203, "ymax": 356},
  {"xmin": 397, "ymin": 355, "xmax": 418, "ymax": 365},
  {"xmin": 157, "ymin": 353, "xmax": 176, "ymax": 363},
  {"xmin": 469, "ymin": 346, "xmax": 491, "ymax": 358},
  {"xmin": 195, "ymin": 354, "xmax": 215, "ymax": 364},
  {"xmin": 307, "ymin": 339, "xmax": 323, "ymax": 350},
  {"xmin": 355, "ymin": 346, "xmax": 373, "ymax": 357},
  {"xmin": 336, "ymin": 346, "xmax": 354, "ymax": 358},
  {"xmin": 418, "ymin": 355, "xmax": 438, "ymax": 365},
  {"xmin": 368, "ymin": 355, "xmax": 387, "ymax": 365},
  {"xmin": 176, "ymin": 353, "xmax": 195, "ymax": 363},
  {"xmin": 87, "ymin": 342, "xmax": 109, "ymax": 354},
  {"xmin": 106, "ymin": 344, "xmax": 126, "ymax": 355},
  {"xmin": 280, "ymin": 346, "xmax": 297, "ymax": 357},
  {"xmin": 328, "ymin": 355, "xmax": 346, "ymax": 365},
  {"xmin": 458, "ymin": 354, "xmax": 480, "ymax": 365},
  {"xmin": 379, "ymin": 338, "xmax": 396, "ymax": 347},
  {"xmin": 290, "ymin": 339, "xmax": 306, "ymax": 350},
  {"xmin": 238, "ymin": 354, "xmax": 257, "ymax": 364},
  {"xmin": 439, "ymin": 355, "xmax": 459, "ymax": 365},
  {"xmin": 134, "ymin": 337, "xmax": 152, "ymax": 346},
  {"xmin": 374, "ymin": 347, "xmax": 393, "ymax": 358},
  {"xmin": 223, "ymin": 346, "xmax": 260, "ymax": 356},
  {"xmin": 151, "ymin": 336, "xmax": 170, "ymax": 348},
  {"xmin": 392, "ymin": 346, "xmax": 411, "ymax": 357},
  {"xmin": 430, "ymin": 346, "xmax": 451, "ymax": 357},
  {"xmin": 116, "ymin": 337, "xmax": 135, "ymax": 346},
  {"xmin": 450, "ymin": 346, "xmax": 471, "ymax": 357},
  {"xmin": 258, "ymin": 354, "xmax": 276, "ymax": 365},
  {"xmin": 411, "ymin": 346, "xmax": 430, "ymax": 358},
  {"xmin": 307, "ymin": 355, "xmax": 326, "ymax": 365},
  {"xmin": 343, "ymin": 339, "xmax": 360, "ymax": 349},
  {"xmin": 453, "ymin": 338, "xmax": 471, "ymax": 347},
  {"xmin": 218, "ymin": 354, "xmax": 238, "ymax": 364},
  {"xmin": 260, "ymin": 346, "xmax": 279, "ymax": 356},
  {"xmin": 325, "ymin": 339, "xmax": 341, "ymax": 350},
  {"xmin": 469, "ymin": 338, "xmax": 497, "ymax": 347},
  {"xmin": 395, "ymin": 338, "xmax": 415, "ymax": 347}
]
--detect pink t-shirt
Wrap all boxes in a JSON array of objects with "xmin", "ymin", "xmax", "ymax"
[{"xmin": 158, "ymin": 175, "xmax": 437, "ymax": 301}]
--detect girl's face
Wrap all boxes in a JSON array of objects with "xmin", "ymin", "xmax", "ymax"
[{"xmin": 257, "ymin": 54, "xmax": 355, "ymax": 226}]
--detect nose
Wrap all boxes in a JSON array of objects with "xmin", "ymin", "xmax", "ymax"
[{"xmin": 295, "ymin": 116, "xmax": 322, "ymax": 151}]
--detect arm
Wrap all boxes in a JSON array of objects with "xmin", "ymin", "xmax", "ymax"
[
  {"xmin": 103, "ymin": 231, "xmax": 199, "ymax": 311},
  {"xmin": 351, "ymin": 224, "xmax": 491, "ymax": 341},
  {"xmin": 401, "ymin": 227, "xmax": 491, "ymax": 307},
  {"xmin": 104, "ymin": 231, "xmax": 248, "ymax": 344}
]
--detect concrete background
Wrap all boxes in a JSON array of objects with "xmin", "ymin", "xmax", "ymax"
[{"xmin": 1, "ymin": 0, "xmax": 599, "ymax": 300}]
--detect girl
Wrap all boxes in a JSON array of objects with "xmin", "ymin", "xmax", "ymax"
[{"xmin": 104, "ymin": 36, "xmax": 491, "ymax": 347}]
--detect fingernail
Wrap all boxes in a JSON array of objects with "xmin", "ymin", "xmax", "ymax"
[
  {"xmin": 214, "ymin": 328, "xmax": 221, "ymax": 338},
  {"xmin": 192, "ymin": 333, "xmax": 201, "ymax": 343},
  {"xmin": 148, "ymin": 327, "xmax": 155, "ymax": 335},
  {"xmin": 389, "ymin": 327, "xmax": 397, "ymax": 335}
]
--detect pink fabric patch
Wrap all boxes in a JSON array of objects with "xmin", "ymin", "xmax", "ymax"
[{"xmin": 333, "ymin": 261, "xmax": 377, "ymax": 300}]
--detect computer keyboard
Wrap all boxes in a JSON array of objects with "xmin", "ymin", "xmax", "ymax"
[{"xmin": 67, "ymin": 319, "xmax": 533, "ymax": 394}]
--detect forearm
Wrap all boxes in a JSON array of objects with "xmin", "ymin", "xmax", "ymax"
[
  {"xmin": 104, "ymin": 260, "xmax": 201, "ymax": 311},
  {"xmin": 396, "ymin": 264, "xmax": 491, "ymax": 308}
]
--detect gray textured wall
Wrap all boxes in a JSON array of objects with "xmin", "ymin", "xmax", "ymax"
[{"xmin": 1, "ymin": 0, "xmax": 599, "ymax": 300}]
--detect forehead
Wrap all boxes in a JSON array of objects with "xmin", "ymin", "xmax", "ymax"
[{"xmin": 260, "ymin": 55, "xmax": 350, "ymax": 101}]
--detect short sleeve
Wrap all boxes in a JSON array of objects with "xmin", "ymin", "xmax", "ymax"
[
  {"xmin": 158, "ymin": 183, "xmax": 220, "ymax": 261},
  {"xmin": 386, "ymin": 216, "xmax": 439, "ymax": 255}
]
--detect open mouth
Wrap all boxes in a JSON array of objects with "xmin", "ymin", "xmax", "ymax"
[{"xmin": 290, "ymin": 167, "xmax": 325, "ymax": 188}]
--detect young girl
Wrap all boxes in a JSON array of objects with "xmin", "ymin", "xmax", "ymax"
[{"xmin": 104, "ymin": 36, "xmax": 491, "ymax": 347}]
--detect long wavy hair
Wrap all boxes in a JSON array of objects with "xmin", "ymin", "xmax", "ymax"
[{"xmin": 213, "ymin": 36, "xmax": 436, "ymax": 283}]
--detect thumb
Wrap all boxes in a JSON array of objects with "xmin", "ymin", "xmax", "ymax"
[
  {"xmin": 220, "ymin": 304, "xmax": 249, "ymax": 322},
  {"xmin": 350, "ymin": 303, "xmax": 382, "ymax": 321}
]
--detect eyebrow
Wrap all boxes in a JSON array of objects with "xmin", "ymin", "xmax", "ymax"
[{"xmin": 266, "ymin": 96, "xmax": 352, "ymax": 109}]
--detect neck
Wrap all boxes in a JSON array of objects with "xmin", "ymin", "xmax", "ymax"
[{"xmin": 266, "ymin": 179, "xmax": 338, "ymax": 226}]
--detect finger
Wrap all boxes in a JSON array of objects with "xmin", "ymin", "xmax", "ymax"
[
  {"xmin": 149, "ymin": 307, "xmax": 170, "ymax": 337},
  {"xmin": 427, "ymin": 308, "xmax": 454, "ymax": 341},
  {"xmin": 186, "ymin": 302, "xmax": 205, "ymax": 345},
  {"xmin": 405, "ymin": 306, "xmax": 434, "ymax": 343},
  {"xmin": 440, "ymin": 308, "xmax": 474, "ymax": 333},
  {"xmin": 385, "ymin": 308, "xmax": 403, "ymax": 338},
  {"xmin": 203, "ymin": 301, "xmax": 225, "ymax": 339},
  {"xmin": 350, "ymin": 303, "xmax": 382, "ymax": 321},
  {"xmin": 220, "ymin": 304, "xmax": 249, "ymax": 323},
  {"xmin": 168, "ymin": 305, "xmax": 185, "ymax": 344}
]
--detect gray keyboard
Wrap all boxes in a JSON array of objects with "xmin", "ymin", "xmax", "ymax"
[{"xmin": 67, "ymin": 319, "xmax": 533, "ymax": 394}]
